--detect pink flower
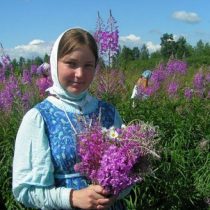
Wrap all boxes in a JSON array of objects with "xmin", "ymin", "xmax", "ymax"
[{"xmin": 74, "ymin": 121, "xmax": 160, "ymax": 195}]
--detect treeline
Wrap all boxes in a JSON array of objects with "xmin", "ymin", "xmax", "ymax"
[
  {"xmin": 10, "ymin": 54, "xmax": 50, "ymax": 75},
  {"xmin": 112, "ymin": 33, "xmax": 210, "ymax": 71},
  {"xmin": 10, "ymin": 33, "xmax": 210, "ymax": 72}
]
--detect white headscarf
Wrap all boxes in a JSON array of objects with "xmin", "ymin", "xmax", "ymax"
[{"xmin": 47, "ymin": 28, "xmax": 93, "ymax": 107}]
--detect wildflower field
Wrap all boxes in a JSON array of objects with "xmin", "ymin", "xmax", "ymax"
[
  {"xmin": 1, "ymin": 10, "xmax": 210, "ymax": 210},
  {"xmin": 0, "ymin": 54, "xmax": 209, "ymax": 210}
]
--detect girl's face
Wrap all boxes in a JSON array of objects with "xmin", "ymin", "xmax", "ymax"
[{"xmin": 57, "ymin": 46, "xmax": 96, "ymax": 95}]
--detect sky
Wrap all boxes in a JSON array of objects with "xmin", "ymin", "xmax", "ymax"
[{"xmin": 1, "ymin": 0, "xmax": 210, "ymax": 59}]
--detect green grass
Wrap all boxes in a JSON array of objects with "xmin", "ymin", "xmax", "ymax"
[{"xmin": 0, "ymin": 64, "xmax": 209, "ymax": 209}]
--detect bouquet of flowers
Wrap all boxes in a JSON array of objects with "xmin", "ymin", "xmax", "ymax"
[{"xmin": 74, "ymin": 120, "xmax": 160, "ymax": 196}]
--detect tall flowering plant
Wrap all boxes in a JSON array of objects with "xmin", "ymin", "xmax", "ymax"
[
  {"xmin": 94, "ymin": 10, "xmax": 119, "ymax": 67},
  {"xmin": 74, "ymin": 121, "xmax": 160, "ymax": 196}
]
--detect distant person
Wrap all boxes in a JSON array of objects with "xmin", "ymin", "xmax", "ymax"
[{"xmin": 131, "ymin": 70, "xmax": 152, "ymax": 107}]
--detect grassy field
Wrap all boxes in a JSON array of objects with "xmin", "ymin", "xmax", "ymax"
[{"xmin": 0, "ymin": 59, "xmax": 209, "ymax": 209}]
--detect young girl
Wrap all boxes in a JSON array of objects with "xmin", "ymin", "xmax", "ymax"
[{"xmin": 12, "ymin": 28, "xmax": 129, "ymax": 209}]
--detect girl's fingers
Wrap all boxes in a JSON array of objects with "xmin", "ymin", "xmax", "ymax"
[
  {"xmin": 89, "ymin": 185, "xmax": 104, "ymax": 194},
  {"xmin": 97, "ymin": 198, "xmax": 110, "ymax": 205},
  {"xmin": 96, "ymin": 196, "xmax": 117, "ymax": 209},
  {"xmin": 96, "ymin": 204, "xmax": 109, "ymax": 210}
]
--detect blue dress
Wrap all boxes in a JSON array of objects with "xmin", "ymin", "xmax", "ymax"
[{"xmin": 35, "ymin": 99, "xmax": 126, "ymax": 210}]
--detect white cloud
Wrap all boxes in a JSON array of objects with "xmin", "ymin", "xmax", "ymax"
[
  {"xmin": 119, "ymin": 34, "xmax": 160, "ymax": 53},
  {"xmin": 6, "ymin": 39, "xmax": 53, "ymax": 60},
  {"xmin": 173, "ymin": 34, "xmax": 188, "ymax": 41},
  {"xmin": 119, "ymin": 34, "xmax": 142, "ymax": 49},
  {"xmin": 172, "ymin": 11, "xmax": 201, "ymax": 23},
  {"xmin": 146, "ymin": 41, "xmax": 161, "ymax": 53},
  {"xmin": 119, "ymin": 34, "xmax": 141, "ymax": 43},
  {"xmin": 29, "ymin": 39, "xmax": 45, "ymax": 45},
  {"xmin": 5, "ymin": 34, "xmax": 161, "ymax": 60}
]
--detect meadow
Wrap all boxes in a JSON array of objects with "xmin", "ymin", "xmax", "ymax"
[{"xmin": 0, "ymin": 55, "xmax": 209, "ymax": 210}]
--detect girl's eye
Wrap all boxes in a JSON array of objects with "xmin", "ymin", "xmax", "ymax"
[
  {"xmin": 85, "ymin": 64, "xmax": 94, "ymax": 69},
  {"xmin": 67, "ymin": 62, "xmax": 77, "ymax": 68}
]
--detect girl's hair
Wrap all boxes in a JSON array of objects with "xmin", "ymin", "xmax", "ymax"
[{"xmin": 58, "ymin": 28, "xmax": 98, "ymax": 65}]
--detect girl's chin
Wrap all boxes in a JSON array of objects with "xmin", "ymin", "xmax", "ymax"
[{"xmin": 67, "ymin": 88, "xmax": 84, "ymax": 95}]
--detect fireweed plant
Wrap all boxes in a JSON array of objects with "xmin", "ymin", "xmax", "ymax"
[
  {"xmin": 0, "ymin": 57, "xmax": 209, "ymax": 209},
  {"xmin": 90, "ymin": 68, "xmax": 126, "ymax": 102},
  {"xmin": 74, "ymin": 120, "xmax": 160, "ymax": 196},
  {"xmin": 135, "ymin": 59, "xmax": 210, "ymax": 100},
  {"xmin": 94, "ymin": 10, "xmax": 119, "ymax": 67}
]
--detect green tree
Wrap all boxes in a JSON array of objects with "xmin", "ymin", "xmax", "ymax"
[
  {"xmin": 203, "ymin": 42, "xmax": 210, "ymax": 56},
  {"xmin": 140, "ymin": 44, "xmax": 149, "ymax": 60},
  {"xmin": 43, "ymin": 53, "xmax": 50, "ymax": 63},
  {"xmin": 117, "ymin": 46, "xmax": 134, "ymax": 70},
  {"xmin": 132, "ymin": 47, "xmax": 140, "ymax": 60},
  {"xmin": 186, "ymin": 40, "xmax": 210, "ymax": 66},
  {"xmin": 150, "ymin": 50, "xmax": 162, "ymax": 60},
  {"xmin": 160, "ymin": 33, "xmax": 176, "ymax": 58},
  {"xmin": 33, "ymin": 56, "xmax": 43, "ymax": 66},
  {"xmin": 175, "ymin": 36, "xmax": 191, "ymax": 59},
  {"xmin": 19, "ymin": 56, "xmax": 26, "ymax": 68},
  {"xmin": 195, "ymin": 40, "xmax": 205, "ymax": 53}
]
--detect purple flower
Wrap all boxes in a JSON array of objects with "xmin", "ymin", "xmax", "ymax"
[
  {"xmin": 94, "ymin": 10, "xmax": 119, "ymax": 65},
  {"xmin": 74, "ymin": 122, "xmax": 159, "ymax": 196},
  {"xmin": 205, "ymin": 73, "xmax": 210, "ymax": 83},
  {"xmin": 193, "ymin": 72, "xmax": 204, "ymax": 90},
  {"xmin": 21, "ymin": 92, "xmax": 31, "ymax": 111},
  {"xmin": 0, "ymin": 74, "xmax": 19, "ymax": 111},
  {"xmin": 167, "ymin": 81, "xmax": 179, "ymax": 96},
  {"xmin": 36, "ymin": 62, "xmax": 50, "ymax": 76},
  {"xmin": 184, "ymin": 87, "xmax": 193, "ymax": 100},
  {"xmin": 1, "ymin": 55, "xmax": 11, "ymax": 66},
  {"xmin": 30, "ymin": 64, "xmax": 38, "ymax": 75},
  {"xmin": 151, "ymin": 65, "xmax": 167, "ymax": 83},
  {"xmin": 166, "ymin": 59, "xmax": 187, "ymax": 75},
  {"xmin": 96, "ymin": 144, "xmax": 141, "ymax": 195},
  {"xmin": 36, "ymin": 76, "xmax": 52, "ymax": 96},
  {"xmin": 22, "ymin": 69, "xmax": 32, "ymax": 84}
]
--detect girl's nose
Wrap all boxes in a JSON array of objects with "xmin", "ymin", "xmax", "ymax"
[{"xmin": 75, "ymin": 66, "xmax": 83, "ymax": 77}]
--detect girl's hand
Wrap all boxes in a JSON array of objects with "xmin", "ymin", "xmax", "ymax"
[
  {"xmin": 96, "ymin": 194, "xmax": 117, "ymax": 210},
  {"xmin": 70, "ymin": 185, "xmax": 116, "ymax": 210}
]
